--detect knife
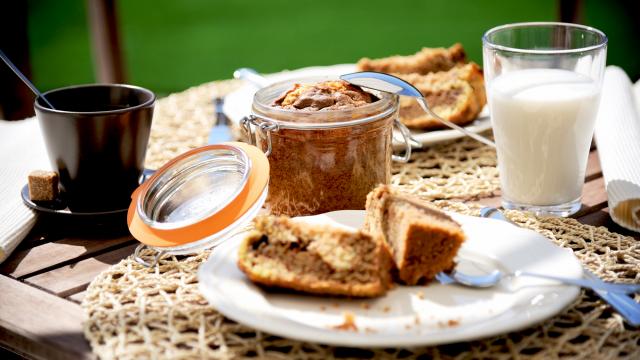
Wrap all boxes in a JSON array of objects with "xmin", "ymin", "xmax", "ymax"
[
  {"xmin": 480, "ymin": 207, "xmax": 640, "ymax": 326},
  {"xmin": 208, "ymin": 97, "xmax": 233, "ymax": 144}
]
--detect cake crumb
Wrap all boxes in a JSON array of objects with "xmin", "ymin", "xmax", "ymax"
[
  {"xmin": 404, "ymin": 324, "xmax": 412, "ymax": 330},
  {"xmin": 364, "ymin": 327, "xmax": 377, "ymax": 333},
  {"xmin": 360, "ymin": 302, "xmax": 371, "ymax": 310},
  {"xmin": 436, "ymin": 319, "xmax": 460, "ymax": 328},
  {"xmin": 332, "ymin": 312, "xmax": 358, "ymax": 332},
  {"xmin": 414, "ymin": 315, "xmax": 421, "ymax": 325},
  {"xmin": 415, "ymin": 291, "xmax": 425, "ymax": 300},
  {"xmin": 319, "ymin": 306, "xmax": 326, "ymax": 311},
  {"xmin": 331, "ymin": 302, "xmax": 340, "ymax": 308},
  {"xmin": 382, "ymin": 305, "xmax": 391, "ymax": 313}
]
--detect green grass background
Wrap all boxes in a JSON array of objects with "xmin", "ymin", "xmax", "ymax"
[{"xmin": 27, "ymin": 0, "xmax": 638, "ymax": 95}]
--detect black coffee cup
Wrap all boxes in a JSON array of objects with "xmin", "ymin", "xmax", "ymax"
[{"xmin": 34, "ymin": 84, "xmax": 155, "ymax": 212}]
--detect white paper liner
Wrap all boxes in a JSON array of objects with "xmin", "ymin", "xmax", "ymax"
[{"xmin": 594, "ymin": 66, "xmax": 640, "ymax": 232}]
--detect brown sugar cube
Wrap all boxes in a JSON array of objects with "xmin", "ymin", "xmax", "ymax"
[{"xmin": 28, "ymin": 170, "xmax": 59, "ymax": 201}]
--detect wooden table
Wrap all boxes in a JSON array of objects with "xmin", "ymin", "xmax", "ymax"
[{"xmin": 1, "ymin": 147, "xmax": 638, "ymax": 360}]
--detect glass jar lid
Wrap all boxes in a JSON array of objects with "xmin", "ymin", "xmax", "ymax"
[{"xmin": 128, "ymin": 142, "xmax": 269, "ymax": 249}]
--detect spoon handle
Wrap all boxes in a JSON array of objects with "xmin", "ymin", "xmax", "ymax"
[
  {"xmin": 584, "ymin": 270, "xmax": 640, "ymax": 326},
  {"xmin": 233, "ymin": 68, "xmax": 270, "ymax": 89},
  {"xmin": 515, "ymin": 271, "xmax": 640, "ymax": 294},
  {"xmin": 0, "ymin": 49, "xmax": 55, "ymax": 109},
  {"xmin": 416, "ymin": 97, "xmax": 495, "ymax": 147}
]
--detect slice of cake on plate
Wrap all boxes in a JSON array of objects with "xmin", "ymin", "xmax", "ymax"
[
  {"xmin": 394, "ymin": 63, "xmax": 486, "ymax": 130},
  {"xmin": 356, "ymin": 44, "xmax": 466, "ymax": 75},
  {"xmin": 364, "ymin": 185, "xmax": 465, "ymax": 285},
  {"xmin": 238, "ymin": 215, "xmax": 394, "ymax": 297},
  {"xmin": 357, "ymin": 45, "xmax": 486, "ymax": 131}
]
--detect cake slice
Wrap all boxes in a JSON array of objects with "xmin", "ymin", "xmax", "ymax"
[
  {"xmin": 238, "ymin": 216, "xmax": 394, "ymax": 297},
  {"xmin": 394, "ymin": 63, "xmax": 486, "ymax": 130},
  {"xmin": 356, "ymin": 44, "xmax": 466, "ymax": 75},
  {"xmin": 364, "ymin": 185, "xmax": 465, "ymax": 285}
]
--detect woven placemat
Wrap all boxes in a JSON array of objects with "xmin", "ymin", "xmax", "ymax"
[
  {"xmin": 82, "ymin": 80, "xmax": 639, "ymax": 359},
  {"xmin": 143, "ymin": 80, "xmax": 500, "ymax": 203}
]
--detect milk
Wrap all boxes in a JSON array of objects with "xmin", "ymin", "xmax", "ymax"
[{"xmin": 488, "ymin": 69, "xmax": 600, "ymax": 206}]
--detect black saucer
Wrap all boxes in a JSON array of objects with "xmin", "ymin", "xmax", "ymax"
[
  {"xmin": 21, "ymin": 184, "xmax": 129, "ymax": 218},
  {"xmin": 20, "ymin": 169, "xmax": 155, "ymax": 220}
]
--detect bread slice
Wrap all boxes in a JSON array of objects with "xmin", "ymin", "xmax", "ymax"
[
  {"xmin": 238, "ymin": 216, "xmax": 394, "ymax": 297},
  {"xmin": 394, "ymin": 63, "xmax": 486, "ymax": 130},
  {"xmin": 364, "ymin": 185, "xmax": 465, "ymax": 285},
  {"xmin": 356, "ymin": 44, "xmax": 466, "ymax": 75}
]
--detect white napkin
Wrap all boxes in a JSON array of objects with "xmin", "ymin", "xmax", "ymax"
[
  {"xmin": 594, "ymin": 66, "xmax": 640, "ymax": 232},
  {"xmin": 0, "ymin": 117, "xmax": 50, "ymax": 263}
]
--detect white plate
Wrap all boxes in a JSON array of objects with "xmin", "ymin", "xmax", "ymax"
[
  {"xmin": 198, "ymin": 210, "xmax": 582, "ymax": 348},
  {"xmin": 223, "ymin": 64, "xmax": 492, "ymax": 147}
]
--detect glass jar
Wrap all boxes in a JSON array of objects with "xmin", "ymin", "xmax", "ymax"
[{"xmin": 241, "ymin": 77, "xmax": 411, "ymax": 216}]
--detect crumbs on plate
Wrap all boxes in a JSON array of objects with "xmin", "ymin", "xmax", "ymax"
[
  {"xmin": 437, "ymin": 319, "xmax": 461, "ymax": 328},
  {"xmin": 332, "ymin": 312, "xmax": 358, "ymax": 332}
]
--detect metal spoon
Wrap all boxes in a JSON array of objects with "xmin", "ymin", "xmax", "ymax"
[
  {"xmin": 0, "ymin": 49, "xmax": 55, "ymax": 109},
  {"xmin": 475, "ymin": 206, "xmax": 640, "ymax": 326},
  {"xmin": 233, "ymin": 67, "xmax": 271, "ymax": 88},
  {"xmin": 435, "ymin": 268, "xmax": 640, "ymax": 294},
  {"xmin": 340, "ymin": 71, "xmax": 496, "ymax": 148},
  {"xmin": 436, "ymin": 207, "xmax": 640, "ymax": 293}
]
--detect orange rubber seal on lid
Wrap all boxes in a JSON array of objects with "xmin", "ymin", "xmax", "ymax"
[{"xmin": 127, "ymin": 142, "xmax": 269, "ymax": 248}]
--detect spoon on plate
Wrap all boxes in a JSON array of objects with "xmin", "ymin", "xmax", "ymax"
[
  {"xmin": 435, "ymin": 268, "xmax": 640, "ymax": 294},
  {"xmin": 0, "ymin": 49, "xmax": 56, "ymax": 109},
  {"xmin": 436, "ymin": 207, "xmax": 640, "ymax": 293},
  {"xmin": 340, "ymin": 71, "xmax": 496, "ymax": 148},
  {"xmin": 438, "ymin": 206, "xmax": 640, "ymax": 326}
]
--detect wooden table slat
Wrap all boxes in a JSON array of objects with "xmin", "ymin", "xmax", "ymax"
[
  {"xmin": 585, "ymin": 150, "xmax": 602, "ymax": 180},
  {"xmin": 68, "ymin": 290, "xmax": 87, "ymax": 304},
  {"xmin": 24, "ymin": 244, "xmax": 137, "ymax": 297},
  {"xmin": 573, "ymin": 176, "xmax": 608, "ymax": 218},
  {"xmin": 0, "ymin": 276, "xmax": 90, "ymax": 360},
  {"xmin": 1, "ymin": 235, "xmax": 135, "ymax": 279}
]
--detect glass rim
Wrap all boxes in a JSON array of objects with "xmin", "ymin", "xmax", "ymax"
[
  {"xmin": 252, "ymin": 76, "xmax": 398, "ymax": 129},
  {"xmin": 34, "ymin": 83, "xmax": 156, "ymax": 115},
  {"xmin": 483, "ymin": 22, "xmax": 608, "ymax": 55},
  {"xmin": 136, "ymin": 145, "xmax": 251, "ymax": 230}
]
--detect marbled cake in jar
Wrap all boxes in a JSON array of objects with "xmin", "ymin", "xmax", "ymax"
[{"xmin": 245, "ymin": 78, "xmax": 400, "ymax": 216}]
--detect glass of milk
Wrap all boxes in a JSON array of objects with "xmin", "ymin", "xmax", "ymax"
[{"xmin": 483, "ymin": 22, "xmax": 607, "ymax": 217}]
